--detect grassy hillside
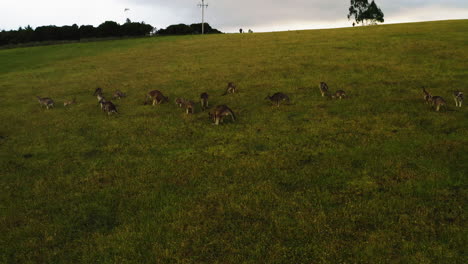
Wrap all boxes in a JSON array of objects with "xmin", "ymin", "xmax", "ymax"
[{"xmin": 1, "ymin": 20, "xmax": 467, "ymax": 263}]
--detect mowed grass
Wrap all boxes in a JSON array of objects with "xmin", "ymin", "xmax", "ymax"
[{"xmin": 1, "ymin": 20, "xmax": 467, "ymax": 263}]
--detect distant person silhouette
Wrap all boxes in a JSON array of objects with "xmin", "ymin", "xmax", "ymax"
[{"xmin": 239, "ymin": 28, "xmax": 243, "ymax": 34}]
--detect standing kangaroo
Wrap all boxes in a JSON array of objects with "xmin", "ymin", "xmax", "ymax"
[
  {"xmin": 37, "ymin": 96, "xmax": 55, "ymax": 109},
  {"xmin": 222, "ymin": 82, "xmax": 237, "ymax": 96},
  {"xmin": 422, "ymin": 87, "xmax": 432, "ymax": 104},
  {"xmin": 200, "ymin": 92, "xmax": 209, "ymax": 111},
  {"xmin": 97, "ymin": 94, "xmax": 107, "ymax": 109},
  {"xmin": 319, "ymin": 82, "xmax": 329, "ymax": 97},
  {"xmin": 100, "ymin": 100, "xmax": 118, "ymax": 115},
  {"xmin": 453, "ymin": 91, "xmax": 464, "ymax": 107}
]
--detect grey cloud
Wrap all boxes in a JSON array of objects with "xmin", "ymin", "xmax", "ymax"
[
  {"xmin": 119, "ymin": 0, "xmax": 468, "ymax": 30},
  {"xmin": 2, "ymin": 0, "xmax": 466, "ymax": 31},
  {"xmin": 120, "ymin": 0, "xmax": 351, "ymax": 29}
]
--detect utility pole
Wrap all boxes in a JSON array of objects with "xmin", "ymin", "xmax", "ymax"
[{"xmin": 198, "ymin": 0, "xmax": 208, "ymax": 34}]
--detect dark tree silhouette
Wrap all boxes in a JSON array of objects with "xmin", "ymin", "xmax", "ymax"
[
  {"xmin": 363, "ymin": 1, "xmax": 384, "ymax": 25},
  {"xmin": 79, "ymin": 25, "xmax": 96, "ymax": 39},
  {"xmin": 0, "ymin": 21, "xmax": 155, "ymax": 46},
  {"xmin": 97, "ymin": 21, "xmax": 121, "ymax": 37},
  {"xmin": 348, "ymin": 0, "xmax": 384, "ymax": 26},
  {"xmin": 157, "ymin": 24, "xmax": 193, "ymax": 35},
  {"xmin": 121, "ymin": 20, "xmax": 154, "ymax": 36},
  {"xmin": 59, "ymin": 24, "xmax": 80, "ymax": 40},
  {"xmin": 157, "ymin": 23, "xmax": 222, "ymax": 36},
  {"xmin": 35, "ymin": 26, "xmax": 60, "ymax": 41},
  {"xmin": 189, "ymin": 23, "xmax": 221, "ymax": 34}
]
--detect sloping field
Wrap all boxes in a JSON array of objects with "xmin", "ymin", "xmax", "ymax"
[{"xmin": 1, "ymin": 20, "xmax": 467, "ymax": 263}]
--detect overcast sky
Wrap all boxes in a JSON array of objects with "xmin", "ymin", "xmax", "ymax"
[{"xmin": 1, "ymin": 0, "xmax": 467, "ymax": 32}]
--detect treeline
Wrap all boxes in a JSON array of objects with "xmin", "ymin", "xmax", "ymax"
[
  {"xmin": 157, "ymin": 23, "xmax": 222, "ymax": 35},
  {"xmin": 0, "ymin": 20, "xmax": 154, "ymax": 46},
  {"xmin": 0, "ymin": 21, "xmax": 223, "ymax": 47}
]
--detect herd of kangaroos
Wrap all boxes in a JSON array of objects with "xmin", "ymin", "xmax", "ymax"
[{"xmin": 36, "ymin": 82, "xmax": 464, "ymax": 125}]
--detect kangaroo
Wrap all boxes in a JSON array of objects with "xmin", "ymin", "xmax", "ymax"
[
  {"xmin": 453, "ymin": 91, "xmax": 464, "ymax": 107},
  {"xmin": 63, "ymin": 97, "xmax": 77, "ymax": 107},
  {"xmin": 183, "ymin": 100, "xmax": 195, "ymax": 114},
  {"xmin": 431, "ymin": 96, "xmax": 446, "ymax": 112},
  {"xmin": 113, "ymin": 90, "xmax": 126, "ymax": 100},
  {"xmin": 222, "ymin": 82, "xmax": 237, "ymax": 96},
  {"xmin": 94, "ymin": 87, "xmax": 103, "ymax": 96},
  {"xmin": 146, "ymin": 90, "xmax": 169, "ymax": 106},
  {"xmin": 98, "ymin": 98, "xmax": 107, "ymax": 110},
  {"xmin": 265, "ymin": 92, "xmax": 290, "ymax": 107},
  {"xmin": 100, "ymin": 100, "xmax": 118, "ymax": 115},
  {"xmin": 422, "ymin": 87, "xmax": 432, "ymax": 104},
  {"xmin": 175, "ymin": 98, "xmax": 186, "ymax": 108},
  {"xmin": 332, "ymin": 90, "xmax": 347, "ymax": 100},
  {"xmin": 200, "ymin": 92, "xmax": 209, "ymax": 111},
  {"xmin": 37, "ymin": 96, "xmax": 55, "ymax": 109},
  {"xmin": 97, "ymin": 94, "xmax": 107, "ymax": 108},
  {"xmin": 319, "ymin": 82, "xmax": 329, "ymax": 97},
  {"xmin": 209, "ymin": 105, "xmax": 236, "ymax": 125}
]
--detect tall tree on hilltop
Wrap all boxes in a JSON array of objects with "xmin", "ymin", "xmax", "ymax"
[{"xmin": 348, "ymin": 0, "xmax": 384, "ymax": 26}]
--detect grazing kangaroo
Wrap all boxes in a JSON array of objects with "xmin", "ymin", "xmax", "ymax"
[
  {"xmin": 146, "ymin": 90, "xmax": 169, "ymax": 105},
  {"xmin": 209, "ymin": 105, "xmax": 236, "ymax": 125},
  {"xmin": 422, "ymin": 87, "xmax": 432, "ymax": 104},
  {"xmin": 37, "ymin": 96, "xmax": 55, "ymax": 109},
  {"xmin": 94, "ymin": 87, "xmax": 103, "ymax": 96},
  {"xmin": 175, "ymin": 98, "xmax": 186, "ymax": 108},
  {"xmin": 64, "ymin": 97, "xmax": 77, "ymax": 107},
  {"xmin": 453, "ymin": 91, "xmax": 464, "ymax": 107},
  {"xmin": 319, "ymin": 82, "xmax": 329, "ymax": 97},
  {"xmin": 200, "ymin": 92, "xmax": 209, "ymax": 111},
  {"xmin": 431, "ymin": 96, "xmax": 446, "ymax": 111},
  {"xmin": 113, "ymin": 90, "xmax": 126, "ymax": 99},
  {"xmin": 183, "ymin": 100, "xmax": 195, "ymax": 114},
  {"xmin": 265, "ymin": 92, "xmax": 290, "ymax": 107},
  {"xmin": 222, "ymin": 82, "xmax": 237, "ymax": 95},
  {"xmin": 332, "ymin": 90, "xmax": 347, "ymax": 100}
]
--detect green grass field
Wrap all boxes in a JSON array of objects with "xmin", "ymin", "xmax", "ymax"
[{"xmin": 1, "ymin": 20, "xmax": 467, "ymax": 263}]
